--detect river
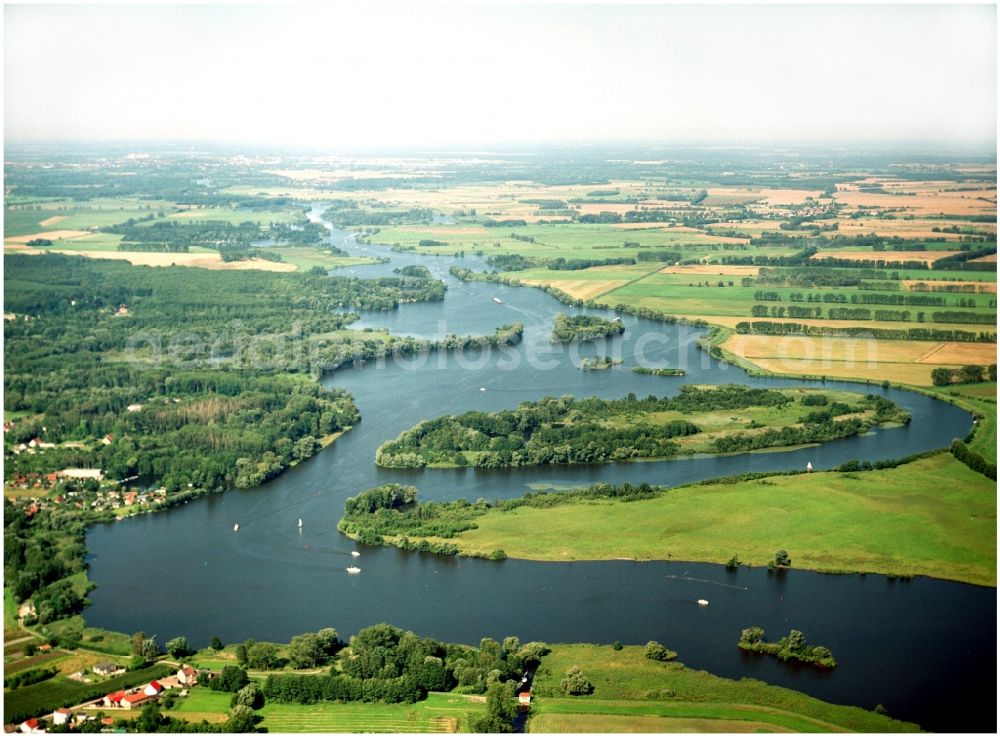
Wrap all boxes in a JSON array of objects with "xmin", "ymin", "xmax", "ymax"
[{"xmin": 84, "ymin": 207, "xmax": 996, "ymax": 732}]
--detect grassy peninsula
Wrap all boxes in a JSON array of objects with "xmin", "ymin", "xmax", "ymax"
[
  {"xmin": 374, "ymin": 385, "xmax": 909, "ymax": 469},
  {"xmin": 340, "ymin": 452, "xmax": 995, "ymax": 586},
  {"xmin": 527, "ymin": 644, "xmax": 914, "ymax": 733}
]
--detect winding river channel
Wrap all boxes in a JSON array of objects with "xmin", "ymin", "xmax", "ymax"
[{"xmin": 85, "ymin": 208, "xmax": 996, "ymax": 732}]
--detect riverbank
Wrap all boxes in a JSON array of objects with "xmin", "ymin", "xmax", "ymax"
[
  {"xmin": 358, "ymin": 452, "xmax": 995, "ymax": 587},
  {"xmin": 528, "ymin": 644, "xmax": 917, "ymax": 733}
]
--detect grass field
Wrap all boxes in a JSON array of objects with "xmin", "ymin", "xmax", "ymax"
[
  {"xmin": 168, "ymin": 688, "xmax": 475, "ymax": 732},
  {"xmin": 441, "ymin": 453, "xmax": 995, "ymax": 586},
  {"xmin": 266, "ymin": 246, "xmax": 381, "ymax": 272},
  {"xmin": 527, "ymin": 644, "xmax": 917, "ymax": 732},
  {"xmin": 369, "ymin": 223, "xmax": 750, "ymax": 259},
  {"xmin": 259, "ymin": 696, "xmax": 467, "ymax": 733}
]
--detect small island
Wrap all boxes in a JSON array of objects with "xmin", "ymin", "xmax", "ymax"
[
  {"xmin": 550, "ymin": 313, "xmax": 625, "ymax": 343},
  {"xmin": 374, "ymin": 385, "xmax": 910, "ymax": 469},
  {"xmin": 581, "ymin": 355, "xmax": 623, "ymax": 370},
  {"xmin": 738, "ymin": 626, "xmax": 837, "ymax": 669},
  {"xmin": 633, "ymin": 366, "xmax": 687, "ymax": 377}
]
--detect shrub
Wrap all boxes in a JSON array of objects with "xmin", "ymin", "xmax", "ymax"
[
  {"xmin": 644, "ymin": 641, "xmax": 677, "ymax": 662},
  {"xmin": 559, "ymin": 666, "xmax": 594, "ymax": 695}
]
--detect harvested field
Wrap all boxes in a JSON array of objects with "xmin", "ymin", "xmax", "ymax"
[
  {"xmin": 903, "ymin": 280, "xmax": 997, "ymax": 293},
  {"xmin": 835, "ymin": 218, "xmax": 996, "ymax": 241},
  {"xmin": 758, "ymin": 188, "xmax": 825, "ymax": 205},
  {"xmin": 916, "ymin": 343, "xmax": 998, "ymax": 365},
  {"xmin": 520, "ymin": 278, "xmax": 626, "ymax": 301},
  {"xmin": 658, "ymin": 264, "xmax": 759, "ymax": 276},
  {"xmin": 833, "ymin": 189, "xmax": 996, "ymax": 217},
  {"xmin": 5, "ymin": 230, "xmax": 91, "ymax": 244},
  {"xmin": 723, "ymin": 333, "xmax": 996, "ymax": 385},
  {"xmin": 972, "ymin": 253, "xmax": 998, "ymax": 263},
  {"xmin": 15, "ymin": 248, "xmax": 297, "ymax": 272},
  {"xmin": 38, "ymin": 216, "xmax": 67, "ymax": 227},
  {"xmin": 813, "ymin": 250, "xmax": 960, "ymax": 266}
]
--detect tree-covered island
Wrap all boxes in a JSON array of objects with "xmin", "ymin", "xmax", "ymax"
[
  {"xmin": 550, "ymin": 312, "xmax": 625, "ymax": 343},
  {"xmin": 374, "ymin": 385, "xmax": 910, "ymax": 469}
]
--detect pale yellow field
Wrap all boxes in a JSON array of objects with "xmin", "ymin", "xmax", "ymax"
[
  {"xmin": 903, "ymin": 280, "xmax": 997, "ymax": 293},
  {"xmin": 813, "ymin": 250, "xmax": 959, "ymax": 265},
  {"xmin": 658, "ymin": 264, "xmax": 760, "ymax": 276},
  {"xmin": 521, "ymin": 278, "xmax": 627, "ymax": 301},
  {"xmin": 758, "ymin": 188, "xmax": 825, "ymax": 205},
  {"xmin": 916, "ymin": 342, "xmax": 998, "ymax": 365},
  {"xmin": 38, "ymin": 215, "xmax": 67, "ymax": 227},
  {"xmin": 11, "ymin": 248, "xmax": 296, "ymax": 272},
  {"xmin": 5, "ymin": 229, "xmax": 91, "ymax": 244},
  {"xmin": 834, "ymin": 189, "xmax": 996, "ymax": 217},
  {"xmin": 836, "ymin": 218, "xmax": 995, "ymax": 240},
  {"xmin": 723, "ymin": 333, "xmax": 996, "ymax": 385},
  {"xmin": 972, "ymin": 253, "xmax": 998, "ymax": 263}
]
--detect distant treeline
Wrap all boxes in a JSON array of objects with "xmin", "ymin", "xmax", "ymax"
[{"xmin": 734, "ymin": 320, "xmax": 996, "ymax": 343}]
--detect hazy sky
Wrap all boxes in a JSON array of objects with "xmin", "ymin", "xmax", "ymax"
[{"xmin": 4, "ymin": 3, "xmax": 997, "ymax": 147}]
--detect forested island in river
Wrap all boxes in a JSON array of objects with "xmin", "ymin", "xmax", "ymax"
[{"xmin": 374, "ymin": 386, "xmax": 909, "ymax": 468}]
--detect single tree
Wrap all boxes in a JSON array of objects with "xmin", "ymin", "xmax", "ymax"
[{"xmin": 560, "ymin": 665, "xmax": 595, "ymax": 695}]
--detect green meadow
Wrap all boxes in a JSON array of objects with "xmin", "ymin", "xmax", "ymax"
[
  {"xmin": 528, "ymin": 644, "xmax": 917, "ymax": 733},
  {"xmin": 447, "ymin": 453, "xmax": 996, "ymax": 586}
]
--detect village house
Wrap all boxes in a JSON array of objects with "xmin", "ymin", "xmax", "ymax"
[
  {"xmin": 518, "ymin": 692, "xmax": 532, "ymax": 706},
  {"xmin": 177, "ymin": 665, "xmax": 199, "ymax": 686},
  {"xmin": 120, "ymin": 692, "xmax": 153, "ymax": 710},
  {"xmin": 50, "ymin": 710, "xmax": 71, "ymax": 727},
  {"xmin": 92, "ymin": 662, "xmax": 124, "ymax": 677},
  {"xmin": 18, "ymin": 718, "xmax": 43, "ymax": 734},
  {"xmin": 102, "ymin": 691, "xmax": 126, "ymax": 708},
  {"xmin": 115, "ymin": 304, "xmax": 129, "ymax": 317},
  {"xmin": 143, "ymin": 681, "xmax": 164, "ymax": 697}
]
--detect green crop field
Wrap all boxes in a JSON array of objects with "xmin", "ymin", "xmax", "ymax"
[
  {"xmin": 528, "ymin": 644, "xmax": 917, "ymax": 733},
  {"xmin": 267, "ymin": 246, "xmax": 381, "ymax": 272},
  {"xmin": 261, "ymin": 692, "xmax": 478, "ymax": 733},
  {"xmin": 447, "ymin": 452, "xmax": 996, "ymax": 586}
]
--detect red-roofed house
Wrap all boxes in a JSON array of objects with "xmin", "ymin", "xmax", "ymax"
[
  {"xmin": 143, "ymin": 681, "xmax": 163, "ymax": 697},
  {"xmin": 177, "ymin": 665, "xmax": 198, "ymax": 686},
  {"xmin": 518, "ymin": 692, "xmax": 532, "ymax": 706},
  {"xmin": 18, "ymin": 718, "xmax": 43, "ymax": 733},
  {"xmin": 120, "ymin": 692, "xmax": 152, "ymax": 709},
  {"xmin": 102, "ymin": 691, "xmax": 126, "ymax": 708}
]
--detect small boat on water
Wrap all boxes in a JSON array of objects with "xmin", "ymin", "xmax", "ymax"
[
  {"xmin": 480, "ymin": 387, "xmax": 486, "ymax": 392},
  {"xmin": 297, "ymin": 518, "xmax": 303, "ymax": 529},
  {"xmin": 697, "ymin": 599, "xmax": 709, "ymax": 606},
  {"xmin": 233, "ymin": 523, "xmax": 239, "ymax": 532},
  {"xmin": 492, "ymin": 297, "xmax": 503, "ymax": 304},
  {"xmin": 346, "ymin": 566, "xmax": 361, "ymax": 574},
  {"xmin": 351, "ymin": 551, "xmax": 361, "ymax": 557}
]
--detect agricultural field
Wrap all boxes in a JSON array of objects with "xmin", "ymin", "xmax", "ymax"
[
  {"xmin": 434, "ymin": 453, "xmax": 996, "ymax": 586},
  {"xmin": 166, "ymin": 688, "xmax": 477, "ymax": 732},
  {"xmin": 528, "ymin": 644, "xmax": 916, "ymax": 733},
  {"xmin": 720, "ymin": 333, "xmax": 997, "ymax": 386}
]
